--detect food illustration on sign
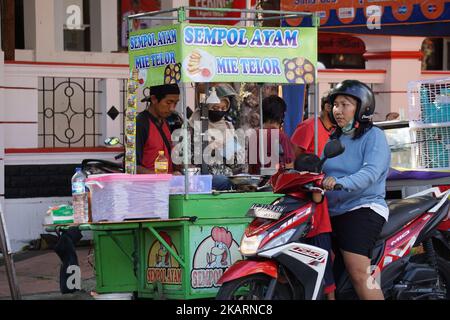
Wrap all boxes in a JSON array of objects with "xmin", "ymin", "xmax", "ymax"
[
  {"xmin": 283, "ymin": 57, "xmax": 315, "ymax": 84},
  {"xmin": 125, "ymin": 108, "xmax": 136, "ymax": 121},
  {"xmin": 164, "ymin": 63, "xmax": 182, "ymax": 84},
  {"xmin": 138, "ymin": 68, "xmax": 147, "ymax": 86},
  {"xmin": 187, "ymin": 50, "xmax": 201, "ymax": 75},
  {"xmin": 206, "ymin": 227, "xmax": 233, "ymax": 268},
  {"xmin": 183, "ymin": 49, "xmax": 216, "ymax": 82},
  {"xmin": 128, "ymin": 68, "xmax": 139, "ymax": 93}
]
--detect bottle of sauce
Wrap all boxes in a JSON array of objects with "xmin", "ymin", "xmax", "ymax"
[{"xmin": 154, "ymin": 150, "xmax": 168, "ymax": 174}]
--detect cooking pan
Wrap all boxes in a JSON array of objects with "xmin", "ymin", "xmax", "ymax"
[{"xmin": 228, "ymin": 174, "xmax": 264, "ymax": 187}]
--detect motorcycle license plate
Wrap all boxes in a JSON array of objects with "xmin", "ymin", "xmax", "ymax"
[{"xmin": 246, "ymin": 204, "xmax": 285, "ymax": 220}]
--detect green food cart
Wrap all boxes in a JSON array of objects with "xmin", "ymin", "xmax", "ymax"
[
  {"xmin": 47, "ymin": 192, "xmax": 281, "ymax": 299},
  {"xmin": 47, "ymin": 6, "xmax": 319, "ymax": 300}
]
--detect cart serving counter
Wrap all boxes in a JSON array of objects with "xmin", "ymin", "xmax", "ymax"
[{"xmin": 45, "ymin": 192, "xmax": 280, "ymax": 299}]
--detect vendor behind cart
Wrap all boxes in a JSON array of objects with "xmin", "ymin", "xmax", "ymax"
[
  {"xmin": 136, "ymin": 83, "xmax": 235, "ymax": 190},
  {"xmin": 136, "ymin": 84, "xmax": 181, "ymax": 174},
  {"xmin": 188, "ymin": 83, "xmax": 244, "ymax": 190},
  {"xmin": 248, "ymin": 95, "xmax": 294, "ymax": 174}
]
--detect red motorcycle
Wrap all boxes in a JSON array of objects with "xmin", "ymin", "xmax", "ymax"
[{"xmin": 216, "ymin": 140, "xmax": 450, "ymax": 300}]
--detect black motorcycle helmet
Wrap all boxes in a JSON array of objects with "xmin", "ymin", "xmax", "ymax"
[{"xmin": 328, "ymin": 80, "xmax": 375, "ymax": 124}]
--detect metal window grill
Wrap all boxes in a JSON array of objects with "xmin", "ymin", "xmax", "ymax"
[
  {"xmin": 408, "ymin": 77, "xmax": 450, "ymax": 125},
  {"xmin": 120, "ymin": 79, "xmax": 126, "ymax": 142},
  {"xmin": 38, "ymin": 77, "xmax": 102, "ymax": 148}
]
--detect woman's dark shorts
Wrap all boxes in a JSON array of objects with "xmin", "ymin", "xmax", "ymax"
[{"xmin": 331, "ymin": 207, "xmax": 386, "ymax": 258}]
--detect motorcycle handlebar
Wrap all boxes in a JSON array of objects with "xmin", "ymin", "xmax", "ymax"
[
  {"xmin": 115, "ymin": 152, "xmax": 124, "ymax": 160},
  {"xmin": 304, "ymin": 183, "xmax": 325, "ymax": 195}
]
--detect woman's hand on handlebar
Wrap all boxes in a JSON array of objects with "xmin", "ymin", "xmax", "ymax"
[{"xmin": 322, "ymin": 176, "xmax": 337, "ymax": 191}]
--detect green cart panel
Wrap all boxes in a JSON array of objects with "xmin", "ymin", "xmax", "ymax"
[
  {"xmin": 169, "ymin": 192, "xmax": 281, "ymax": 219},
  {"xmin": 94, "ymin": 229, "xmax": 139, "ymax": 293},
  {"xmin": 139, "ymin": 218, "xmax": 249, "ymax": 299}
]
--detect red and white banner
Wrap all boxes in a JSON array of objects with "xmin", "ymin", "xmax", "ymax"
[{"xmin": 189, "ymin": 0, "xmax": 257, "ymax": 25}]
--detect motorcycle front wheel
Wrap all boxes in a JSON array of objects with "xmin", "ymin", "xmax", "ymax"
[{"xmin": 216, "ymin": 274, "xmax": 294, "ymax": 300}]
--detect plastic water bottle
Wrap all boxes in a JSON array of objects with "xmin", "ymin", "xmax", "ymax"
[
  {"xmin": 154, "ymin": 150, "xmax": 169, "ymax": 174},
  {"xmin": 72, "ymin": 167, "xmax": 88, "ymax": 223}
]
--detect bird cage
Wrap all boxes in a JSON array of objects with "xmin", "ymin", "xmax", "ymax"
[
  {"xmin": 411, "ymin": 126, "xmax": 450, "ymax": 170},
  {"xmin": 408, "ymin": 77, "xmax": 450, "ymax": 170},
  {"xmin": 408, "ymin": 77, "xmax": 450, "ymax": 125}
]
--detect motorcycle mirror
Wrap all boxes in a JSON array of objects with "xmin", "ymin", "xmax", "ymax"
[
  {"xmin": 323, "ymin": 139, "xmax": 345, "ymax": 159},
  {"xmin": 104, "ymin": 137, "xmax": 121, "ymax": 146}
]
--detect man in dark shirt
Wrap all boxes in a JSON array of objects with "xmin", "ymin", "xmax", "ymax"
[{"xmin": 136, "ymin": 84, "xmax": 180, "ymax": 174}]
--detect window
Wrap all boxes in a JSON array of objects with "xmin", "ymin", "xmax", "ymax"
[
  {"xmin": 38, "ymin": 77, "xmax": 102, "ymax": 148},
  {"xmin": 318, "ymin": 33, "xmax": 365, "ymax": 69},
  {"xmin": 63, "ymin": 0, "xmax": 91, "ymax": 51},
  {"xmin": 319, "ymin": 53, "xmax": 365, "ymax": 69},
  {"xmin": 445, "ymin": 38, "xmax": 450, "ymax": 70},
  {"xmin": 118, "ymin": 0, "xmax": 161, "ymax": 51},
  {"xmin": 1, "ymin": 0, "xmax": 25, "ymax": 59},
  {"xmin": 421, "ymin": 38, "xmax": 444, "ymax": 71},
  {"xmin": 15, "ymin": 0, "xmax": 24, "ymax": 49}
]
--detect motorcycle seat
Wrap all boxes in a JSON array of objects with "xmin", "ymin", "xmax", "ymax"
[{"xmin": 378, "ymin": 196, "xmax": 439, "ymax": 240}]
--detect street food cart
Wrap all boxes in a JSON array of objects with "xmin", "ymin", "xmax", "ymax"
[{"xmin": 46, "ymin": 6, "xmax": 319, "ymax": 299}]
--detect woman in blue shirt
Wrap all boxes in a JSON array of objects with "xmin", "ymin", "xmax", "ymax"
[{"xmin": 322, "ymin": 80, "xmax": 391, "ymax": 300}]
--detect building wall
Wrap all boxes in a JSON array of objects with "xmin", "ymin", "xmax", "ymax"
[
  {"xmin": 1, "ymin": 19, "xmax": 5, "ymax": 226},
  {"xmin": 4, "ymin": 149, "xmax": 120, "ymax": 252},
  {"xmin": 2, "ymin": 61, "xmax": 128, "ymax": 252}
]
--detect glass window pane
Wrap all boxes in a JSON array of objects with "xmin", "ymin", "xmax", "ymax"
[
  {"xmin": 63, "ymin": 0, "xmax": 90, "ymax": 51},
  {"xmin": 119, "ymin": 0, "xmax": 161, "ymax": 50}
]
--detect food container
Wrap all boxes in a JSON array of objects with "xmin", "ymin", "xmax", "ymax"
[
  {"xmin": 86, "ymin": 174, "xmax": 172, "ymax": 222},
  {"xmin": 169, "ymin": 175, "xmax": 212, "ymax": 194},
  {"xmin": 46, "ymin": 205, "xmax": 74, "ymax": 224}
]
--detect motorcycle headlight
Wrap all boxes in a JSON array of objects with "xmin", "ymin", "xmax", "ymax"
[
  {"xmin": 262, "ymin": 228, "xmax": 297, "ymax": 252},
  {"xmin": 240, "ymin": 234, "xmax": 264, "ymax": 256}
]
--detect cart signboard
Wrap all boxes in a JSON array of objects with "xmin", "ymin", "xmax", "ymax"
[
  {"xmin": 190, "ymin": 225, "xmax": 243, "ymax": 293},
  {"xmin": 129, "ymin": 23, "xmax": 317, "ymax": 86},
  {"xmin": 128, "ymin": 24, "xmax": 182, "ymax": 88},
  {"xmin": 140, "ymin": 219, "xmax": 249, "ymax": 299},
  {"xmin": 146, "ymin": 230, "xmax": 183, "ymax": 287}
]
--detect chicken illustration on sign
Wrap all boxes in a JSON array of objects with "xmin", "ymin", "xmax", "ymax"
[
  {"xmin": 191, "ymin": 226, "xmax": 242, "ymax": 289},
  {"xmin": 206, "ymin": 227, "xmax": 233, "ymax": 268}
]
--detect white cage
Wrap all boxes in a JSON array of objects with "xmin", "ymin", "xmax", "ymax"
[
  {"xmin": 408, "ymin": 77, "xmax": 450, "ymax": 126},
  {"xmin": 411, "ymin": 126, "xmax": 450, "ymax": 170},
  {"xmin": 408, "ymin": 77, "xmax": 450, "ymax": 170}
]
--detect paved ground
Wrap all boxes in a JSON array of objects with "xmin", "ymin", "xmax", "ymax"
[{"xmin": 0, "ymin": 247, "xmax": 95, "ymax": 300}]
